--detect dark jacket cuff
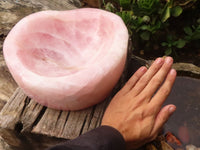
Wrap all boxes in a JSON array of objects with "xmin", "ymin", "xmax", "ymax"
[{"xmin": 47, "ymin": 125, "xmax": 126, "ymax": 150}]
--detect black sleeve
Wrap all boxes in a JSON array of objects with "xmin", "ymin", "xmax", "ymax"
[{"xmin": 47, "ymin": 125, "xmax": 126, "ymax": 150}]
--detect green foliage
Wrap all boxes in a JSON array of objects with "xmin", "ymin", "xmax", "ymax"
[
  {"xmin": 161, "ymin": 36, "xmax": 186, "ymax": 55},
  {"xmin": 171, "ymin": 6, "xmax": 183, "ymax": 17},
  {"xmin": 104, "ymin": 2, "xmax": 116, "ymax": 12},
  {"xmin": 136, "ymin": 0, "xmax": 159, "ymax": 13},
  {"xmin": 161, "ymin": 3, "xmax": 183, "ymax": 22},
  {"xmin": 161, "ymin": 21, "xmax": 200, "ymax": 55},
  {"xmin": 119, "ymin": 0, "xmax": 132, "ymax": 9},
  {"xmin": 103, "ymin": 0, "xmax": 199, "ymax": 56},
  {"xmin": 184, "ymin": 25, "xmax": 200, "ymax": 41}
]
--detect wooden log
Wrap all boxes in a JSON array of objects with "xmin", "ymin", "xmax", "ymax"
[
  {"xmin": 0, "ymin": 88, "xmax": 28, "ymax": 130},
  {"xmin": 0, "ymin": 82, "xmax": 122, "ymax": 139}
]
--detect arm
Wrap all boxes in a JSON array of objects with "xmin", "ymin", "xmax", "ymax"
[{"xmin": 47, "ymin": 126, "xmax": 126, "ymax": 150}]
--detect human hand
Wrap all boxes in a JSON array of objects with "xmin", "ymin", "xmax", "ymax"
[{"xmin": 101, "ymin": 57, "xmax": 177, "ymax": 149}]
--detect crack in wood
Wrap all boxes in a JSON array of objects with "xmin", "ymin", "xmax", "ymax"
[
  {"xmin": 60, "ymin": 111, "xmax": 70, "ymax": 135},
  {"xmin": 94, "ymin": 107, "xmax": 104, "ymax": 128},
  {"xmin": 79, "ymin": 113, "xmax": 88, "ymax": 136},
  {"xmin": 86, "ymin": 106, "xmax": 96, "ymax": 131},
  {"xmin": 54, "ymin": 111, "xmax": 62, "ymax": 127},
  {"xmin": 57, "ymin": 111, "xmax": 63, "ymax": 121},
  {"xmin": 19, "ymin": 97, "xmax": 31, "ymax": 118},
  {"xmin": 54, "ymin": 110, "xmax": 70, "ymax": 137},
  {"xmin": 31, "ymin": 106, "xmax": 47, "ymax": 129}
]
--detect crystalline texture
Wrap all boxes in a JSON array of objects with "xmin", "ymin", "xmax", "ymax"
[{"xmin": 3, "ymin": 8, "xmax": 128, "ymax": 110}]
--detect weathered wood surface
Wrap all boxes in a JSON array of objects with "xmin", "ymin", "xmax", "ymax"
[
  {"xmin": 0, "ymin": 86, "xmax": 110, "ymax": 133},
  {"xmin": 0, "ymin": 87, "xmax": 114, "ymax": 149},
  {"xmin": 0, "ymin": 60, "xmax": 17, "ymax": 110}
]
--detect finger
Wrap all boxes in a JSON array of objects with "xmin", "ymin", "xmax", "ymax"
[
  {"xmin": 120, "ymin": 66, "xmax": 147, "ymax": 95},
  {"xmin": 130, "ymin": 57, "xmax": 164, "ymax": 97},
  {"xmin": 140, "ymin": 57, "xmax": 173, "ymax": 101},
  {"xmin": 150, "ymin": 69, "xmax": 177, "ymax": 111},
  {"xmin": 151, "ymin": 104, "xmax": 176, "ymax": 135}
]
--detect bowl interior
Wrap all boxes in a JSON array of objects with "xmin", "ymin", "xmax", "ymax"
[{"xmin": 16, "ymin": 16, "xmax": 114, "ymax": 77}]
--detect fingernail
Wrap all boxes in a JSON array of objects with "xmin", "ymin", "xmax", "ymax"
[
  {"xmin": 140, "ymin": 66, "xmax": 147, "ymax": 72},
  {"xmin": 165, "ymin": 57, "xmax": 173, "ymax": 64},
  {"xmin": 169, "ymin": 106, "xmax": 176, "ymax": 114},
  {"xmin": 155, "ymin": 58, "xmax": 163, "ymax": 64},
  {"xmin": 169, "ymin": 69, "xmax": 177, "ymax": 75}
]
